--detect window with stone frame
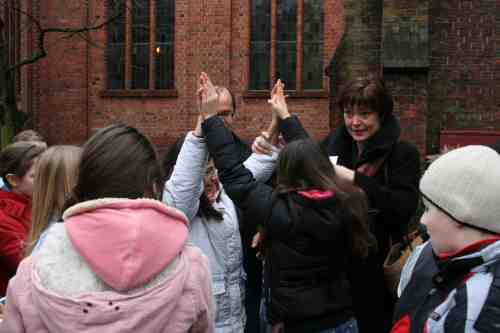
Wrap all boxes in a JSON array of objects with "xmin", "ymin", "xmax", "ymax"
[
  {"xmin": 249, "ymin": 0, "xmax": 324, "ymax": 92},
  {"xmin": 106, "ymin": 0, "xmax": 175, "ymax": 93}
]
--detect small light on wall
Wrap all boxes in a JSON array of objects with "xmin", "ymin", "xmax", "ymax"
[{"xmin": 155, "ymin": 47, "xmax": 161, "ymax": 55}]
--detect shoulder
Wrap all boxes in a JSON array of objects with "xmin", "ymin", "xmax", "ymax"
[
  {"xmin": 398, "ymin": 241, "xmax": 430, "ymax": 296},
  {"xmin": 183, "ymin": 245, "xmax": 211, "ymax": 275},
  {"xmin": 391, "ymin": 141, "xmax": 420, "ymax": 160},
  {"xmin": 8, "ymin": 256, "xmax": 34, "ymax": 292}
]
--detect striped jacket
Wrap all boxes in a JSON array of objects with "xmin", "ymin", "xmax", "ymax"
[{"xmin": 392, "ymin": 240, "xmax": 500, "ymax": 333}]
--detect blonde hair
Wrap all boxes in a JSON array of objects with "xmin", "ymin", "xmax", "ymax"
[{"xmin": 25, "ymin": 145, "xmax": 82, "ymax": 255}]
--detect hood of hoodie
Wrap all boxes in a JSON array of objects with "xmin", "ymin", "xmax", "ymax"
[
  {"xmin": 62, "ymin": 198, "xmax": 189, "ymax": 291},
  {"xmin": 27, "ymin": 198, "xmax": 202, "ymax": 333}
]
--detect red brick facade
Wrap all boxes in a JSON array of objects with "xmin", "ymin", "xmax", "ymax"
[
  {"xmin": 12, "ymin": 0, "xmax": 500, "ymax": 154},
  {"xmin": 22, "ymin": 0, "xmax": 343, "ymax": 148}
]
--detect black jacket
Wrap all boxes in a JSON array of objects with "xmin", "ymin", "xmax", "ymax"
[
  {"xmin": 203, "ymin": 116, "xmax": 355, "ymax": 333},
  {"xmin": 280, "ymin": 114, "xmax": 421, "ymax": 260},
  {"xmin": 279, "ymin": 114, "xmax": 421, "ymax": 333}
]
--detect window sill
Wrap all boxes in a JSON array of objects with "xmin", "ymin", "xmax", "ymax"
[
  {"xmin": 100, "ymin": 89, "xmax": 178, "ymax": 98},
  {"xmin": 243, "ymin": 90, "xmax": 328, "ymax": 99}
]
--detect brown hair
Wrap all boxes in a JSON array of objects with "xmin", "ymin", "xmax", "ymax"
[
  {"xmin": 65, "ymin": 123, "xmax": 162, "ymax": 208},
  {"xmin": 336, "ymin": 76, "xmax": 393, "ymax": 120},
  {"xmin": 13, "ymin": 130, "xmax": 45, "ymax": 143},
  {"xmin": 0, "ymin": 142, "xmax": 46, "ymax": 188},
  {"xmin": 276, "ymin": 139, "xmax": 375, "ymax": 258},
  {"xmin": 25, "ymin": 146, "xmax": 82, "ymax": 255}
]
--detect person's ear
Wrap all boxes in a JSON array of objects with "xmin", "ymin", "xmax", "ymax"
[{"xmin": 5, "ymin": 174, "xmax": 19, "ymax": 188}]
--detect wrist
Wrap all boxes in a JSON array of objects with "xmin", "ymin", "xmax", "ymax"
[
  {"xmin": 192, "ymin": 129, "xmax": 203, "ymax": 138},
  {"xmin": 278, "ymin": 111, "xmax": 291, "ymax": 120}
]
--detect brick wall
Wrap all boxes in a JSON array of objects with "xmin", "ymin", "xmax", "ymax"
[
  {"xmin": 29, "ymin": 0, "xmax": 345, "ymax": 148},
  {"xmin": 18, "ymin": 0, "xmax": 500, "ymax": 153},
  {"xmin": 428, "ymin": 0, "xmax": 499, "ymax": 152}
]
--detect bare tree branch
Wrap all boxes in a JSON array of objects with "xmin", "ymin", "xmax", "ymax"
[{"xmin": 4, "ymin": 0, "xmax": 128, "ymax": 73}]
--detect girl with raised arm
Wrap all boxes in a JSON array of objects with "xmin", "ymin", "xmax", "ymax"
[{"xmin": 198, "ymin": 72, "xmax": 374, "ymax": 333}]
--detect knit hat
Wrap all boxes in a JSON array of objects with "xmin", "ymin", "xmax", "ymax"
[{"xmin": 420, "ymin": 145, "xmax": 500, "ymax": 234}]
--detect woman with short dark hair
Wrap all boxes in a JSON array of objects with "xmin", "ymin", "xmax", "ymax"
[{"xmin": 270, "ymin": 76, "xmax": 421, "ymax": 332}]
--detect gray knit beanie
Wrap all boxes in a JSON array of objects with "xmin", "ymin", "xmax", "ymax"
[{"xmin": 420, "ymin": 145, "xmax": 500, "ymax": 234}]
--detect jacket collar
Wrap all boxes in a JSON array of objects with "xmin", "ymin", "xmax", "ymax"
[
  {"xmin": 331, "ymin": 113, "xmax": 401, "ymax": 166},
  {"xmin": 432, "ymin": 239, "xmax": 500, "ymax": 288}
]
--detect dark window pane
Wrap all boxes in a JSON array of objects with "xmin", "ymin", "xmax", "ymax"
[
  {"xmin": 250, "ymin": 42, "xmax": 271, "ymax": 90},
  {"xmin": 106, "ymin": 0, "xmax": 125, "ymax": 89},
  {"xmin": 155, "ymin": 0, "xmax": 175, "ymax": 89},
  {"xmin": 303, "ymin": 0, "xmax": 324, "ymax": 90},
  {"xmin": 276, "ymin": 0, "xmax": 297, "ymax": 90},
  {"xmin": 132, "ymin": 0, "xmax": 150, "ymax": 89},
  {"xmin": 250, "ymin": 0, "xmax": 271, "ymax": 90},
  {"xmin": 302, "ymin": 43, "xmax": 323, "ymax": 89},
  {"xmin": 276, "ymin": 42, "xmax": 296, "ymax": 90}
]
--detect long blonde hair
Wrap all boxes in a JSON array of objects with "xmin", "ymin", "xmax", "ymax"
[{"xmin": 25, "ymin": 145, "xmax": 82, "ymax": 255}]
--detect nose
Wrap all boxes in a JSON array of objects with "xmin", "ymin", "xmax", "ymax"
[{"xmin": 351, "ymin": 114, "xmax": 362, "ymax": 126}]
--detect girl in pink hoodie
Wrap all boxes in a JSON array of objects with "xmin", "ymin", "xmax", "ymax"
[{"xmin": 0, "ymin": 124, "xmax": 215, "ymax": 333}]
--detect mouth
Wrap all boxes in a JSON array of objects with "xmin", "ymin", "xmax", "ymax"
[{"xmin": 350, "ymin": 129, "xmax": 366, "ymax": 136}]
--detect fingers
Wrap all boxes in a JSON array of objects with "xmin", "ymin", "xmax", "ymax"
[
  {"xmin": 251, "ymin": 232, "xmax": 262, "ymax": 248},
  {"xmin": 270, "ymin": 80, "xmax": 279, "ymax": 98},
  {"xmin": 252, "ymin": 134, "xmax": 273, "ymax": 155}
]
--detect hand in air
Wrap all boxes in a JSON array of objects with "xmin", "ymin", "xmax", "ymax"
[
  {"xmin": 197, "ymin": 72, "xmax": 219, "ymax": 119},
  {"xmin": 268, "ymin": 79, "xmax": 290, "ymax": 120}
]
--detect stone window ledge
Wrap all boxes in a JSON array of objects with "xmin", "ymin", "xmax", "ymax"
[
  {"xmin": 243, "ymin": 90, "xmax": 328, "ymax": 99},
  {"xmin": 100, "ymin": 89, "xmax": 178, "ymax": 98}
]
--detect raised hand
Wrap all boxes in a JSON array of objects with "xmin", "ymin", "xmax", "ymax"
[
  {"xmin": 268, "ymin": 79, "xmax": 290, "ymax": 120},
  {"xmin": 197, "ymin": 72, "xmax": 219, "ymax": 119},
  {"xmin": 252, "ymin": 132, "xmax": 275, "ymax": 155}
]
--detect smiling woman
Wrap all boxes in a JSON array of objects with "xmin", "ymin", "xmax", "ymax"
[{"xmin": 274, "ymin": 75, "xmax": 421, "ymax": 333}]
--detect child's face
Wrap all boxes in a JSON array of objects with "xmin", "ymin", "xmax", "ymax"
[
  {"xmin": 204, "ymin": 160, "xmax": 219, "ymax": 204},
  {"xmin": 13, "ymin": 160, "xmax": 37, "ymax": 197},
  {"xmin": 420, "ymin": 199, "xmax": 460, "ymax": 255}
]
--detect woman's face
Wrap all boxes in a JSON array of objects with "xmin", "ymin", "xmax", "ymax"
[{"xmin": 343, "ymin": 105, "xmax": 381, "ymax": 143}]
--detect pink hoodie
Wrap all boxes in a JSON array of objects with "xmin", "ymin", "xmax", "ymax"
[{"xmin": 0, "ymin": 198, "xmax": 215, "ymax": 333}]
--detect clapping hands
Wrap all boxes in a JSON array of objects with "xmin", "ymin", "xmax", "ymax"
[
  {"xmin": 268, "ymin": 79, "xmax": 290, "ymax": 120},
  {"xmin": 197, "ymin": 72, "xmax": 219, "ymax": 120}
]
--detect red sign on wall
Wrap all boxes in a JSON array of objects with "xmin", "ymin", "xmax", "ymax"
[{"xmin": 440, "ymin": 130, "xmax": 500, "ymax": 150}]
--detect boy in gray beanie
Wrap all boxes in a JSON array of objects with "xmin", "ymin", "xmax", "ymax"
[{"xmin": 391, "ymin": 145, "xmax": 500, "ymax": 333}]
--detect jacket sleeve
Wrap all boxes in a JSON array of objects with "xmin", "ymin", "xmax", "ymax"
[
  {"xmin": 354, "ymin": 142, "xmax": 421, "ymax": 227},
  {"xmin": 278, "ymin": 115, "xmax": 310, "ymax": 143},
  {"xmin": 202, "ymin": 117, "xmax": 290, "ymax": 235},
  {"xmin": 243, "ymin": 147, "xmax": 280, "ymax": 183},
  {"xmin": 0, "ymin": 214, "xmax": 26, "ymax": 275},
  {"xmin": 163, "ymin": 132, "xmax": 207, "ymax": 222}
]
